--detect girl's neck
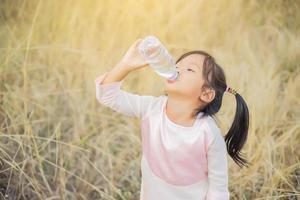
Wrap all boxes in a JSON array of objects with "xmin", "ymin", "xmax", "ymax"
[{"xmin": 165, "ymin": 96, "xmax": 202, "ymax": 126}]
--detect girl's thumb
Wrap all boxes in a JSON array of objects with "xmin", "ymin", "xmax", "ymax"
[{"xmin": 135, "ymin": 38, "xmax": 143, "ymax": 46}]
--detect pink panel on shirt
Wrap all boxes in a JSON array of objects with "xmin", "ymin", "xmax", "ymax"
[{"xmin": 141, "ymin": 114, "xmax": 208, "ymax": 186}]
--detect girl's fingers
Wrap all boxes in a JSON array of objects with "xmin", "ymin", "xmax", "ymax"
[
  {"xmin": 131, "ymin": 39, "xmax": 139, "ymax": 47},
  {"xmin": 128, "ymin": 39, "xmax": 141, "ymax": 51},
  {"xmin": 134, "ymin": 38, "xmax": 142, "ymax": 47}
]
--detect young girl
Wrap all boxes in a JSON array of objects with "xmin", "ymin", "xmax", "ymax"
[{"xmin": 95, "ymin": 39, "xmax": 250, "ymax": 200}]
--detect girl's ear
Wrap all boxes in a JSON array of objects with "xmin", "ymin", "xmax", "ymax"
[{"xmin": 199, "ymin": 88, "xmax": 215, "ymax": 103}]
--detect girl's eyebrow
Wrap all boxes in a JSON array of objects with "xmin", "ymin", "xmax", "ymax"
[{"xmin": 189, "ymin": 62, "xmax": 201, "ymax": 69}]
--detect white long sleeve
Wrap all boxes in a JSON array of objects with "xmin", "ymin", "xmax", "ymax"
[
  {"xmin": 95, "ymin": 71, "xmax": 160, "ymax": 120},
  {"xmin": 95, "ymin": 72, "xmax": 230, "ymax": 199},
  {"xmin": 205, "ymin": 119, "xmax": 230, "ymax": 199}
]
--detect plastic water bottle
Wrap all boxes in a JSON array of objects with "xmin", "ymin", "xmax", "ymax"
[{"xmin": 138, "ymin": 36, "xmax": 179, "ymax": 80}]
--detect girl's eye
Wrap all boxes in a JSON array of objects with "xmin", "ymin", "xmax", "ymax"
[{"xmin": 175, "ymin": 66, "xmax": 195, "ymax": 72}]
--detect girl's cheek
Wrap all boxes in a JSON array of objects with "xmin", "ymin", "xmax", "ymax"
[{"xmin": 179, "ymin": 81, "xmax": 195, "ymax": 92}]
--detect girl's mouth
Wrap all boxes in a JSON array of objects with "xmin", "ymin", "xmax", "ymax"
[{"xmin": 167, "ymin": 79, "xmax": 176, "ymax": 83}]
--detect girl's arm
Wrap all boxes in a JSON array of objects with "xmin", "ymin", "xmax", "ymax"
[
  {"xmin": 205, "ymin": 124, "xmax": 230, "ymax": 200},
  {"xmin": 95, "ymin": 38, "xmax": 159, "ymax": 120},
  {"xmin": 95, "ymin": 62, "xmax": 159, "ymax": 119}
]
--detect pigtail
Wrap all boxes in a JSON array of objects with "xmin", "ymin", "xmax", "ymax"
[{"xmin": 224, "ymin": 92, "xmax": 250, "ymax": 168}]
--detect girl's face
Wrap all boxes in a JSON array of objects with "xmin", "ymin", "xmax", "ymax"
[{"xmin": 164, "ymin": 54, "xmax": 205, "ymax": 100}]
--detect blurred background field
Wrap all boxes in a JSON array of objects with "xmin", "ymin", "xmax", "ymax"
[{"xmin": 0, "ymin": 0, "xmax": 299, "ymax": 199}]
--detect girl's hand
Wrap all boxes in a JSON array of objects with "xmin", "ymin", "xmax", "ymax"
[{"xmin": 118, "ymin": 38, "xmax": 149, "ymax": 72}]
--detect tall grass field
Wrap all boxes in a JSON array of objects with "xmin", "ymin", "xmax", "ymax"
[{"xmin": 0, "ymin": 0, "xmax": 299, "ymax": 199}]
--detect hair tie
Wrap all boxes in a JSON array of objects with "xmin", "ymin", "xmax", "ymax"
[{"xmin": 226, "ymin": 85, "xmax": 237, "ymax": 95}]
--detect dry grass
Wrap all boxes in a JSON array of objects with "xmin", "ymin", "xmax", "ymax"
[{"xmin": 0, "ymin": 0, "xmax": 299, "ymax": 199}]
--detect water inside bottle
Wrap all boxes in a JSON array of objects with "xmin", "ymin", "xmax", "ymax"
[
  {"xmin": 139, "ymin": 36, "xmax": 161, "ymax": 59},
  {"xmin": 151, "ymin": 57, "xmax": 178, "ymax": 80},
  {"xmin": 138, "ymin": 36, "xmax": 179, "ymax": 80}
]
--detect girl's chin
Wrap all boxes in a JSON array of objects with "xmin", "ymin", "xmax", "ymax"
[{"xmin": 164, "ymin": 87, "xmax": 183, "ymax": 95}]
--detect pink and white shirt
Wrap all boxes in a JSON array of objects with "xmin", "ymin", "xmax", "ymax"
[{"xmin": 95, "ymin": 72, "xmax": 230, "ymax": 200}]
